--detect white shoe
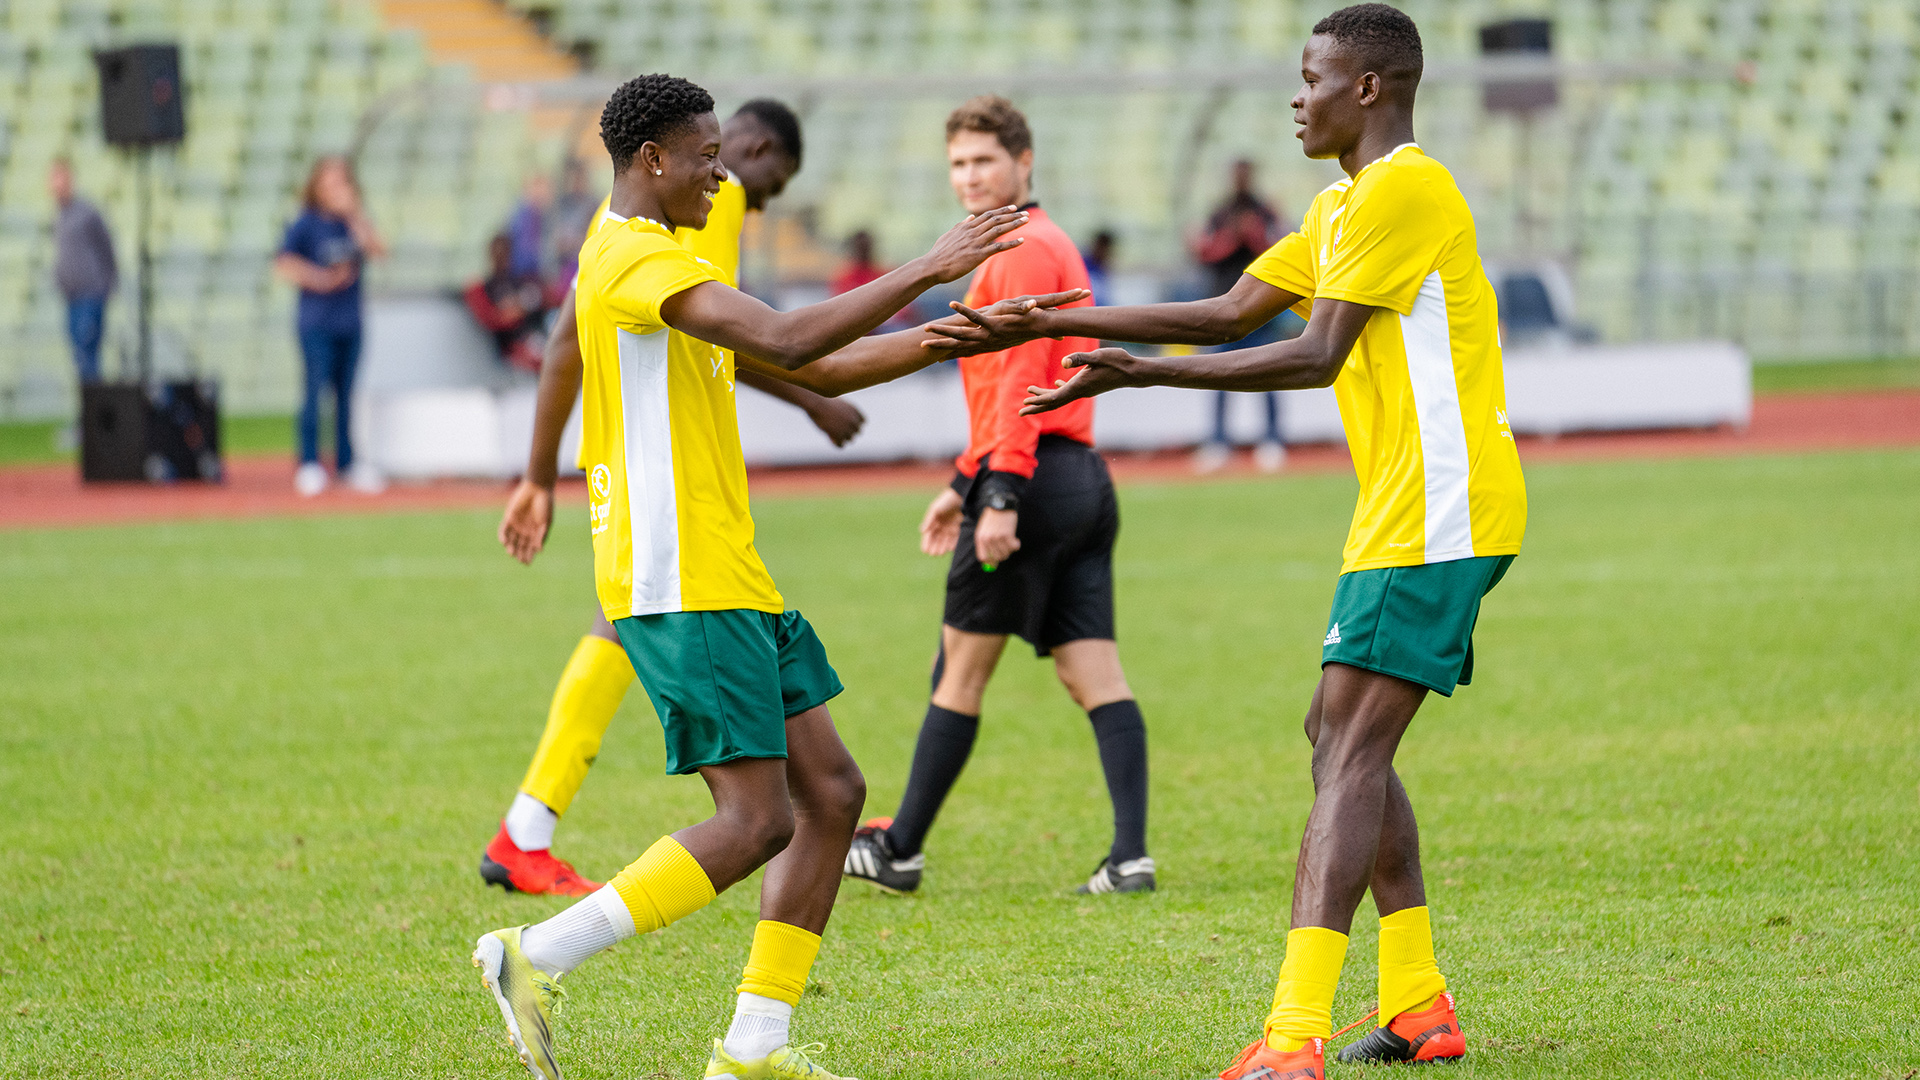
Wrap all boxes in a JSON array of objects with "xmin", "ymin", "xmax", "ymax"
[
  {"xmin": 294, "ymin": 462, "xmax": 328, "ymax": 497},
  {"xmin": 1254, "ymin": 440, "xmax": 1287, "ymax": 473},
  {"xmin": 1192, "ymin": 442, "xmax": 1231, "ymax": 474},
  {"xmin": 347, "ymin": 463, "xmax": 387, "ymax": 494}
]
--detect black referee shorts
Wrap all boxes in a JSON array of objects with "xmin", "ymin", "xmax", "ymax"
[{"xmin": 945, "ymin": 436, "xmax": 1119, "ymax": 656}]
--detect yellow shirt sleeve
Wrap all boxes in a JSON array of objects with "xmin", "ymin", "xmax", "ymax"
[
  {"xmin": 1244, "ymin": 232, "xmax": 1316, "ymax": 319},
  {"xmin": 1315, "ymin": 170, "xmax": 1449, "ymax": 315},
  {"xmin": 594, "ymin": 224, "xmax": 719, "ymax": 332}
]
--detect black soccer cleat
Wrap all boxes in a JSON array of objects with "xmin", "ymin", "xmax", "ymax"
[
  {"xmin": 1076, "ymin": 855, "xmax": 1156, "ymax": 894},
  {"xmin": 1336, "ymin": 992, "xmax": 1466, "ymax": 1065},
  {"xmin": 842, "ymin": 817, "xmax": 923, "ymax": 894}
]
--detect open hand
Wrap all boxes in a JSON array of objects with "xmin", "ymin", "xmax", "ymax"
[
  {"xmin": 1019, "ymin": 347, "xmax": 1145, "ymax": 415},
  {"xmin": 919, "ymin": 288, "xmax": 1090, "ymax": 355},
  {"xmin": 806, "ymin": 397, "xmax": 866, "ymax": 447},
  {"xmin": 920, "ymin": 487, "xmax": 964, "ymax": 556},
  {"xmin": 918, "ymin": 206, "xmax": 1029, "ymax": 283},
  {"xmin": 499, "ymin": 478, "xmax": 555, "ymax": 565}
]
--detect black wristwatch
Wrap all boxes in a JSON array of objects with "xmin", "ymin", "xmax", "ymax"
[{"xmin": 985, "ymin": 489, "xmax": 1020, "ymax": 513}]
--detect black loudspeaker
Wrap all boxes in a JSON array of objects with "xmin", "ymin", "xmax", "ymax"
[
  {"xmin": 95, "ymin": 44, "xmax": 186, "ymax": 147},
  {"xmin": 81, "ymin": 381, "xmax": 223, "ymax": 483},
  {"xmin": 1479, "ymin": 18, "xmax": 1556, "ymax": 114}
]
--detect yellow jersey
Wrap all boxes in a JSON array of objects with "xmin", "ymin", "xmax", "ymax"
[
  {"xmin": 574, "ymin": 211, "xmax": 783, "ymax": 619},
  {"xmin": 1247, "ymin": 144, "xmax": 1526, "ymax": 574},
  {"xmin": 582, "ymin": 175, "xmax": 745, "ymax": 285},
  {"xmin": 576, "ymin": 177, "xmax": 749, "ymax": 470}
]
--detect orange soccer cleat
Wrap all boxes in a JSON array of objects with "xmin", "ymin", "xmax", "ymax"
[
  {"xmin": 1216, "ymin": 1037, "xmax": 1324, "ymax": 1080},
  {"xmin": 479, "ymin": 823, "xmax": 601, "ymax": 896},
  {"xmin": 1335, "ymin": 990, "xmax": 1466, "ymax": 1065}
]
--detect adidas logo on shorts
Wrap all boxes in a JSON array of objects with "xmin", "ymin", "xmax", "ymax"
[{"xmin": 1324, "ymin": 622, "xmax": 1342, "ymax": 646}]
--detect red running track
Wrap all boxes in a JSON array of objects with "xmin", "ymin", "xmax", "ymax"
[{"xmin": 3, "ymin": 390, "xmax": 1916, "ymax": 531}]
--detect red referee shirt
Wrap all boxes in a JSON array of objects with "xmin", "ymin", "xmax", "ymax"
[{"xmin": 956, "ymin": 206, "xmax": 1098, "ymax": 483}]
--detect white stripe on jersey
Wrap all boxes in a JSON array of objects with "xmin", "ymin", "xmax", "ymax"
[
  {"xmin": 1400, "ymin": 271, "xmax": 1476, "ymax": 563},
  {"xmin": 616, "ymin": 325, "xmax": 683, "ymax": 615}
]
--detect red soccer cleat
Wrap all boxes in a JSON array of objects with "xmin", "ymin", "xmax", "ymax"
[
  {"xmin": 479, "ymin": 823, "xmax": 601, "ymax": 896},
  {"xmin": 1217, "ymin": 1036, "xmax": 1324, "ymax": 1080},
  {"xmin": 1335, "ymin": 990, "xmax": 1466, "ymax": 1065}
]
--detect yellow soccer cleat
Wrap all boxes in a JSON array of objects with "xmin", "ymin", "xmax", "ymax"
[
  {"xmin": 704, "ymin": 1038, "xmax": 861, "ymax": 1080},
  {"xmin": 472, "ymin": 925, "xmax": 567, "ymax": 1080}
]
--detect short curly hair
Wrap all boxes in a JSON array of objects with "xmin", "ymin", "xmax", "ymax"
[
  {"xmin": 1312, "ymin": 4, "xmax": 1424, "ymax": 81},
  {"xmin": 600, "ymin": 74, "xmax": 716, "ymax": 173},
  {"xmin": 734, "ymin": 98, "xmax": 804, "ymax": 169}
]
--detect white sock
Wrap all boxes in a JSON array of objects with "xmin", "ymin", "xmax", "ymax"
[
  {"xmin": 518, "ymin": 886, "xmax": 634, "ymax": 977},
  {"xmin": 722, "ymin": 992, "xmax": 792, "ymax": 1060},
  {"xmin": 504, "ymin": 792, "xmax": 558, "ymax": 851}
]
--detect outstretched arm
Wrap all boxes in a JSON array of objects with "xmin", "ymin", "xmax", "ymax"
[
  {"xmin": 663, "ymin": 207, "xmax": 1029, "ymax": 370},
  {"xmin": 926, "ymin": 272, "xmax": 1306, "ymax": 353},
  {"xmin": 1020, "ymin": 298, "xmax": 1378, "ymax": 414},
  {"xmin": 735, "ymin": 290, "xmax": 1090, "ymax": 397}
]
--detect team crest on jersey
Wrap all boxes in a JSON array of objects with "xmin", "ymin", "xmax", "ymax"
[{"xmin": 589, "ymin": 464, "xmax": 613, "ymax": 536}]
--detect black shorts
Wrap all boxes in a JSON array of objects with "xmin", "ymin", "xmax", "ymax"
[{"xmin": 945, "ymin": 436, "xmax": 1119, "ymax": 656}]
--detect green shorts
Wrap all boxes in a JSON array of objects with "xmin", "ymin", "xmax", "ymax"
[
  {"xmin": 1321, "ymin": 555, "xmax": 1515, "ymax": 697},
  {"xmin": 613, "ymin": 608, "xmax": 844, "ymax": 775}
]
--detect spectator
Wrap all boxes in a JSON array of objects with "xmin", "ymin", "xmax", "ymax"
[
  {"xmin": 507, "ymin": 173, "xmax": 552, "ymax": 281},
  {"xmin": 1082, "ymin": 228, "xmax": 1117, "ymax": 306},
  {"xmin": 466, "ymin": 233, "xmax": 553, "ymax": 374},
  {"xmin": 1192, "ymin": 158, "xmax": 1297, "ymax": 473},
  {"xmin": 829, "ymin": 230, "xmax": 913, "ymax": 332},
  {"xmin": 49, "ymin": 157, "xmax": 117, "ymax": 386},
  {"xmin": 550, "ymin": 159, "xmax": 597, "ymax": 282},
  {"xmin": 275, "ymin": 155, "xmax": 386, "ymax": 497}
]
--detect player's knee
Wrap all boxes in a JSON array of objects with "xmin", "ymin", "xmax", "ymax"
[
  {"xmin": 727, "ymin": 801, "xmax": 795, "ymax": 862},
  {"xmin": 824, "ymin": 763, "xmax": 867, "ymax": 828}
]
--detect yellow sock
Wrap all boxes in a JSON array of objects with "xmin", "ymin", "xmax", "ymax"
[
  {"xmin": 607, "ymin": 836, "xmax": 716, "ymax": 934},
  {"xmin": 737, "ymin": 920, "xmax": 822, "ymax": 1006},
  {"xmin": 1264, "ymin": 926, "xmax": 1348, "ymax": 1052},
  {"xmin": 1377, "ymin": 905, "xmax": 1446, "ymax": 1025},
  {"xmin": 519, "ymin": 635, "xmax": 634, "ymax": 814}
]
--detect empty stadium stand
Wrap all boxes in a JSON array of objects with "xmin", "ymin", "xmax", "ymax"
[{"xmin": 2, "ymin": 0, "xmax": 1917, "ymax": 420}]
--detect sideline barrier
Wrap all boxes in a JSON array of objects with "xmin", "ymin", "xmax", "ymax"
[{"xmin": 351, "ymin": 298, "xmax": 1751, "ymax": 477}]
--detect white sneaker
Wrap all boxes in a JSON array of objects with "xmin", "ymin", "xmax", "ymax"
[
  {"xmin": 294, "ymin": 462, "xmax": 328, "ymax": 497},
  {"xmin": 347, "ymin": 463, "xmax": 387, "ymax": 494},
  {"xmin": 1254, "ymin": 440, "xmax": 1287, "ymax": 473},
  {"xmin": 1192, "ymin": 442, "xmax": 1231, "ymax": 474}
]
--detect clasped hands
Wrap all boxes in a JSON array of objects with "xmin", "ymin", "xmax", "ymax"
[{"xmin": 919, "ymin": 293, "xmax": 1145, "ymax": 418}]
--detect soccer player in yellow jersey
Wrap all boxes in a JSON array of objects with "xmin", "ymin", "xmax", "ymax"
[
  {"xmin": 471, "ymin": 74, "xmax": 1083, "ymax": 1080},
  {"xmin": 944, "ymin": 6, "xmax": 1525, "ymax": 1075},
  {"xmin": 482, "ymin": 100, "xmax": 867, "ymax": 898}
]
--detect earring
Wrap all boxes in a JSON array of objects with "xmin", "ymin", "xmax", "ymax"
[{"xmin": 654, "ymin": 169, "xmax": 663, "ymax": 175}]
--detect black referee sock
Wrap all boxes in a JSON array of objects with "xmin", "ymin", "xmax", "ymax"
[
  {"xmin": 1089, "ymin": 699, "xmax": 1149, "ymax": 864},
  {"xmin": 885, "ymin": 704, "xmax": 980, "ymax": 859}
]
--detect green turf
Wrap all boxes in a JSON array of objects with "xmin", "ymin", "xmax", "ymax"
[
  {"xmin": 1750, "ymin": 356, "xmax": 1920, "ymax": 394},
  {"xmin": 0, "ymin": 413, "xmax": 294, "ymax": 466},
  {"xmin": 2, "ymin": 451, "xmax": 1916, "ymax": 1078}
]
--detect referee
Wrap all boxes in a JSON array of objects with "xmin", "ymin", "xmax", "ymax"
[{"xmin": 842, "ymin": 96, "xmax": 1154, "ymax": 896}]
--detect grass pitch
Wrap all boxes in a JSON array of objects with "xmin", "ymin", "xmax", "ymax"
[{"xmin": 2, "ymin": 450, "xmax": 1917, "ymax": 1079}]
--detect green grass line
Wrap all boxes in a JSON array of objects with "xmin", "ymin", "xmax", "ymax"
[
  {"xmin": 1, "ymin": 450, "xmax": 1915, "ymax": 1077},
  {"xmin": 1751, "ymin": 356, "xmax": 1920, "ymax": 394},
  {"xmin": 0, "ymin": 413, "xmax": 299, "ymax": 467},
  {"xmin": 4, "ymin": 359, "xmax": 1916, "ymax": 467}
]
